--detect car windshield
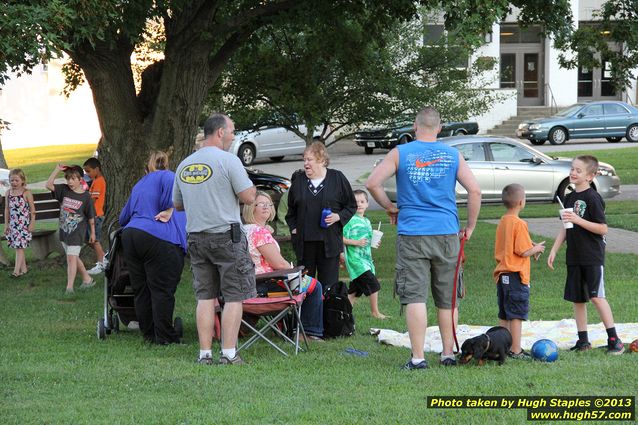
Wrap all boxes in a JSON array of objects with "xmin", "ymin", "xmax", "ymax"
[{"xmin": 555, "ymin": 104, "xmax": 583, "ymax": 117}]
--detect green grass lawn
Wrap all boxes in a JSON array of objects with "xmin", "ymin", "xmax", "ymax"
[
  {"xmin": 554, "ymin": 146, "xmax": 638, "ymax": 185},
  {"xmin": 4, "ymin": 144, "xmax": 97, "ymax": 184},
  {"xmin": 1, "ymin": 207, "xmax": 637, "ymax": 424}
]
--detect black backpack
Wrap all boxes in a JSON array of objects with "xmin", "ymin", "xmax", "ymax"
[{"xmin": 323, "ymin": 281, "xmax": 355, "ymax": 338}]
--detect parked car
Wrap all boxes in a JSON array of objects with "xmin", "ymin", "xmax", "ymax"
[
  {"xmin": 377, "ymin": 135, "xmax": 620, "ymax": 203},
  {"xmin": 230, "ymin": 125, "xmax": 327, "ymax": 166},
  {"xmin": 246, "ymin": 167, "xmax": 291, "ymax": 208},
  {"xmin": 517, "ymin": 101, "xmax": 638, "ymax": 145},
  {"xmin": 246, "ymin": 167, "xmax": 290, "ymax": 194},
  {"xmin": 355, "ymin": 121, "xmax": 479, "ymax": 154},
  {"xmin": 0, "ymin": 168, "xmax": 9, "ymax": 194}
]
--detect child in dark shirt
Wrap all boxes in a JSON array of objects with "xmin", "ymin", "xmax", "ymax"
[
  {"xmin": 46, "ymin": 164, "xmax": 96, "ymax": 295},
  {"xmin": 547, "ymin": 155, "xmax": 624, "ymax": 354}
]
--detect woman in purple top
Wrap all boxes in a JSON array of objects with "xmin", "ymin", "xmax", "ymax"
[{"xmin": 119, "ymin": 151, "xmax": 187, "ymax": 345}]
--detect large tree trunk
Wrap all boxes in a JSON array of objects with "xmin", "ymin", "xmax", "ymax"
[
  {"xmin": 68, "ymin": 40, "xmax": 147, "ymax": 229},
  {"xmin": 62, "ymin": 2, "xmax": 302, "ymax": 232},
  {"xmin": 67, "ymin": 37, "xmax": 244, "ymax": 230}
]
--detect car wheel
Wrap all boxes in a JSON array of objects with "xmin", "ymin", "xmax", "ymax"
[
  {"xmin": 453, "ymin": 129, "xmax": 467, "ymax": 136},
  {"xmin": 529, "ymin": 139, "xmax": 546, "ymax": 146},
  {"xmin": 364, "ymin": 147, "xmax": 374, "ymax": 154},
  {"xmin": 606, "ymin": 137, "xmax": 622, "ymax": 143},
  {"xmin": 269, "ymin": 156, "xmax": 285, "ymax": 162},
  {"xmin": 548, "ymin": 127, "xmax": 567, "ymax": 145},
  {"xmin": 556, "ymin": 178, "xmax": 574, "ymax": 203},
  {"xmin": 238, "ymin": 144, "xmax": 255, "ymax": 166},
  {"xmin": 398, "ymin": 135, "xmax": 411, "ymax": 145},
  {"xmin": 626, "ymin": 124, "xmax": 638, "ymax": 142}
]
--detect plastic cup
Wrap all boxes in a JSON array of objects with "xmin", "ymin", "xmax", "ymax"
[
  {"xmin": 560, "ymin": 208, "xmax": 574, "ymax": 229},
  {"xmin": 371, "ymin": 230, "xmax": 383, "ymax": 248}
]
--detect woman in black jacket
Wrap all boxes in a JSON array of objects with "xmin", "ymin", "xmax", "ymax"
[{"xmin": 286, "ymin": 142, "xmax": 356, "ymax": 290}]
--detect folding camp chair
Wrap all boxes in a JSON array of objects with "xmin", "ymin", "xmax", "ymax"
[{"xmin": 237, "ymin": 266, "xmax": 309, "ymax": 356}]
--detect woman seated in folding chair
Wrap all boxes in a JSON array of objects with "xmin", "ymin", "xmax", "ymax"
[{"xmin": 242, "ymin": 191, "xmax": 324, "ymax": 341}]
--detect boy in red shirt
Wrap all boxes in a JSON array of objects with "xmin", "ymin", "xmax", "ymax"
[
  {"xmin": 83, "ymin": 158, "xmax": 107, "ymax": 274},
  {"xmin": 494, "ymin": 184, "xmax": 545, "ymax": 358}
]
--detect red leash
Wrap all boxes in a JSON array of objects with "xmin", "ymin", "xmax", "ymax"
[{"xmin": 451, "ymin": 232, "xmax": 467, "ymax": 354}]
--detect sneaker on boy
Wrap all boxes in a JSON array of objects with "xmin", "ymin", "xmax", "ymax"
[
  {"xmin": 197, "ymin": 356, "xmax": 214, "ymax": 365},
  {"xmin": 403, "ymin": 359, "xmax": 429, "ymax": 370},
  {"xmin": 87, "ymin": 260, "xmax": 107, "ymax": 275},
  {"xmin": 219, "ymin": 355, "xmax": 245, "ymax": 365},
  {"xmin": 439, "ymin": 355, "xmax": 457, "ymax": 366},
  {"xmin": 508, "ymin": 349, "xmax": 532, "ymax": 359},
  {"xmin": 569, "ymin": 340, "xmax": 592, "ymax": 351},
  {"xmin": 606, "ymin": 337, "xmax": 625, "ymax": 355}
]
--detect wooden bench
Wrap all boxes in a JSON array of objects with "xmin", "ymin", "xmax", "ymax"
[{"xmin": 0, "ymin": 192, "xmax": 64, "ymax": 265}]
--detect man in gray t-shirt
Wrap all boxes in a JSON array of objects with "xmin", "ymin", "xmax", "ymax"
[{"xmin": 174, "ymin": 113, "xmax": 256, "ymax": 365}]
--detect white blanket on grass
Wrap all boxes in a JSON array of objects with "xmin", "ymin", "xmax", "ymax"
[{"xmin": 370, "ymin": 320, "xmax": 638, "ymax": 353}]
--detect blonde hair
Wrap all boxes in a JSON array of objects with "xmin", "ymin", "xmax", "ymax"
[
  {"xmin": 304, "ymin": 141, "xmax": 330, "ymax": 167},
  {"xmin": 242, "ymin": 191, "xmax": 276, "ymax": 224},
  {"xmin": 575, "ymin": 155, "xmax": 599, "ymax": 175},
  {"xmin": 147, "ymin": 150, "xmax": 169, "ymax": 173},
  {"xmin": 9, "ymin": 169, "xmax": 26, "ymax": 187}
]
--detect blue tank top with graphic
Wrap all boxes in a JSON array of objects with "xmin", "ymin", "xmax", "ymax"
[{"xmin": 396, "ymin": 141, "xmax": 460, "ymax": 235}]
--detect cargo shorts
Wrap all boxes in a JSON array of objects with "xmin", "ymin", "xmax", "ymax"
[
  {"xmin": 395, "ymin": 234, "xmax": 460, "ymax": 308},
  {"xmin": 188, "ymin": 231, "xmax": 257, "ymax": 302}
]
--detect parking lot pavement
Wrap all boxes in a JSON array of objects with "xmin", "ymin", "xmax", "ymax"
[
  {"xmin": 485, "ymin": 218, "xmax": 638, "ymax": 255},
  {"xmin": 30, "ymin": 138, "xmax": 637, "ymax": 210},
  {"xmin": 248, "ymin": 138, "xmax": 637, "ymax": 210}
]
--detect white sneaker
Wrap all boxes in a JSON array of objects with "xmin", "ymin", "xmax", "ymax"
[{"xmin": 87, "ymin": 261, "xmax": 106, "ymax": 275}]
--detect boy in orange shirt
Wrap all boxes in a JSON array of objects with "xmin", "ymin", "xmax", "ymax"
[
  {"xmin": 83, "ymin": 158, "xmax": 107, "ymax": 274},
  {"xmin": 494, "ymin": 184, "xmax": 545, "ymax": 358}
]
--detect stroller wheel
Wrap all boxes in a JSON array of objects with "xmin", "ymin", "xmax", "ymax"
[
  {"xmin": 97, "ymin": 319, "xmax": 106, "ymax": 340},
  {"xmin": 110, "ymin": 311, "xmax": 120, "ymax": 333},
  {"xmin": 174, "ymin": 316, "xmax": 184, "ymax": 338}
]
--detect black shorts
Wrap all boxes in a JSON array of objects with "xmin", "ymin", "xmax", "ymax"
[
  {"xmin": 496, "ymin": 272, "xmax": 530, "ymax": 321},
  {"xmin": 348, "ymin": 270, "xmax": 381, "ymax": 297},
  {"xmin": 564, "ymin": 265, "xmax": 605, "ymax": 303}
]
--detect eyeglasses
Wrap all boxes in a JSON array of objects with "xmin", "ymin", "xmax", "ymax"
[{"xmin": 255, "ymin": 202, "xmax": 273, "ymax": 208}]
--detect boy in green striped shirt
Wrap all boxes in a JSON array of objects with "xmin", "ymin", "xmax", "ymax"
[{"xmin": 342, "ymin": 190, "xmax": 387, "ymax": 319}]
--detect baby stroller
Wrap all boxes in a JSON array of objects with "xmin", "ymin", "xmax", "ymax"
[{"xmin": 96, "ymin": 223, "xmax": 183, "ymax": 340}]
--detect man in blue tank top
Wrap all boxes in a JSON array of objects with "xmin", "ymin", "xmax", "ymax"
[{"xmin": 366, "ymin": 107, "xmax": 481, "ymax": 370}]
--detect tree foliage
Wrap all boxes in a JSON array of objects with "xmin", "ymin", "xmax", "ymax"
[
  {"xmin": 0, "ymin": 0, "xmax": 577, "ymax": 218},
  {"xmin": 210, "ymin": 13, "xmax": 503, "ymax": 145},
  {"xmin": 559, "ymin": 0, "xmax": 638, "ymax": 92}
]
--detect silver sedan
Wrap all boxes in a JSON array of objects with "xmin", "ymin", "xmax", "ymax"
[{"xmin": 380, "ymin": 135, "xmax": 621, "ymax": 203}]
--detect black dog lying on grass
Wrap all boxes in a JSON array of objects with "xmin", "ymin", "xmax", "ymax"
[{"xmin": 459, "ymin": 326, "xmax": 512, "ymax": 365}]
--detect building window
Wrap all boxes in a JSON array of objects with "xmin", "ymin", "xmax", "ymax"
[
  {"xmin": 423, "ymin": 25, "xmax": 445, "ymax": 45},
  {"xmin": 500, "ymin": 25, "xmax": 541, "ymax": 44},
  {"xmin": 423, "ymin": 24, "xmax": 469, "ymax": 70}
]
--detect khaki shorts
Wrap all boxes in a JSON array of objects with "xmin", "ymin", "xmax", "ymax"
[
  {"xmin": 395, "ymin": 234, "xmax": 460, "ymax": 308},
  {"xmin": 61, "ymin": 242, "xmax": 82, "ymax": 256},
  {"xmin": 188, "ymin": 231, "xmax": 257, "ymax": 302}
]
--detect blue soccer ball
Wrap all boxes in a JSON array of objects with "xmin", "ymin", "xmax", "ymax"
[{"xmin": 531, "ymin": 339, "xmax": 559, "ymax": 362}]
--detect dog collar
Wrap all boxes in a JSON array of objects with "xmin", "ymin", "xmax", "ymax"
[{"xmin": 485, "ymin": 333, "xmax": 491, "ymax": 351}]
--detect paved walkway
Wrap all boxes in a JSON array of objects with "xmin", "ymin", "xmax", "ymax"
[{"xmin": 484, "ymin": 218, "xmax": 638, "ymax": 255}]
